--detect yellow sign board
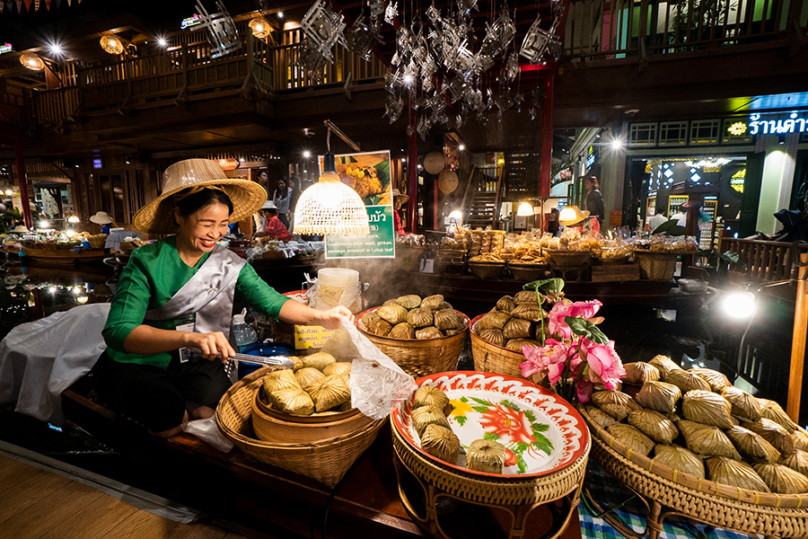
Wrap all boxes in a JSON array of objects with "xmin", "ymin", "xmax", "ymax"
[{"xmin": 293, "ymin": 325, "xmax": 337, "ymax": 350}]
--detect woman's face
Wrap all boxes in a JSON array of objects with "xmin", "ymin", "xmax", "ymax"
[
  {"xmin": 289, "ymin": 180, "xmax": 296, "ymax": 190},
  {"xmin": 175, "ymin": 202, "xmax": 230, "ymax": 254},
  {"xmin": 277, "ymin": 180, "xmax": 287, "ymax": 191}
]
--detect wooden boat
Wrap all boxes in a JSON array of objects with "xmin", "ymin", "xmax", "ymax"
[{"xmin": 17, "ymin": 245, "xmax": 109, "ymax": 265}]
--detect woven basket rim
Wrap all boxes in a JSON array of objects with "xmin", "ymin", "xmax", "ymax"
[
  {"xmin": 507, "ymin": 262, "xmax": 549, "ymax": 268},
  {"xmin": 356, "ymin": 306, "xmax": 470, "ymax": 343},
  {"xmin": 580, "ymin": 405, "xmax": 808, "ymax": 508},
  {"xmin": 632, "ymin": 249, "xmax": 695, "ymax": 256},
  {"xmin": 469, "ymin": 314, "xmax": 538, "ymax": 357},
  {"xmin": 467, "ymin": 261, "xmax": 506, "ymax": 266}
]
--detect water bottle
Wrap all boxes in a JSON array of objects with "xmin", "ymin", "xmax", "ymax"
[{"xmin": 232, "ymin": 308, "xmax": 258, "ymax": 352}]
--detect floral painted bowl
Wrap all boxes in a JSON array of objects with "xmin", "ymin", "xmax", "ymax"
[{"xmin": 391, "ymin": 371, "xmax": 589, "ymax": 478}]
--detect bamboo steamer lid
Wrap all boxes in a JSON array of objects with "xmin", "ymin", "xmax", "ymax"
[{"xmin": 423, "ymin": 152, "xmax": 446, "ymax": 175}]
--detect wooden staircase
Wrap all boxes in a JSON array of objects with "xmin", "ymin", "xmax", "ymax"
[{"xmin": 461, "ymin": 165, "xmax": 503, "ymax": 229}]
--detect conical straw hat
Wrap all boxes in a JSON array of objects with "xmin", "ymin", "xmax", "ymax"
[{"xmin": 133, "ymin": 159, "xmax": 267, "ymax": 234}]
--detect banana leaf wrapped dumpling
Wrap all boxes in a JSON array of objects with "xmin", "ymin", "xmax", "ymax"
[
  {"xmin": 754, "ymin": 463, "xmax": 808, "ymax": 494},
  {"xmin": 416, "ymin": 326, "xmax": 443, "ymax": 340},
  {"xmin": 421, "ymin": 424, "xmax": 460, "ymax": 464},
  {"xmin": 367, "ymin": 317, "xmax": 393, "ymax": 337},
  {"xmin": 664, "ymin": 370, "xmax": 711, "ymax": 393},
  {"xmin": 793, "ymin": 428, "xmax": 808, "ymax": 452},
  {"xmin": 720, "ymin": 386, "xmax": 763, "ymax": 421},
  {"xmin": 648, "ymin": 355, "xmax": 683, "ymax": 379},
  {"xmin": 745, "ymin": 418, "xmax": 796, "ymax": 454},
  {"xmin": 412, "ymin": 405, "xmax": 451, "ymax": 438},
  {"xmin": 514, "ymin": 290, "xmax": 539, "ymax": 305},
  {"xmin": 303, "ymin": 352, "xmax": 337, "ymax": 371},
  {"xmin": 584, "ymin": 405, "xmax": 617, "ymax": 429},
  {"xmin": 725, "ymin": 425, "xmax": 780, "ymax": 463},
  {"xmin": 270, "ymin": 387, "xmax": 315, "ymax": 416},
  {"xmin": 505, "ymin": 338, "xmax": 541, "ymax": 352},
  {"xmin": 606, "ymin": 424, "xmax": 655, "ymax": 456},
  {"xmin": 421, "ymin": 294, "xmax": 445, "ymax": 311},
  {"xmin": 307, "ymin": 374, "xmax": 351, "ymax": 413},
  {"xmin": 781, "ymin": 450, "xmax": 808, "ymax": 476},
  {"xmin": 628, "ymin": 409, "xmax": 679, "ymax": 444},
  {"xmin": 634, "ymin": 381, "xmax": 682, "ymax": 414},
  {"xmin": 361, "ymin": 311, "xmax": 380, "ymax": 329},
  {"xmin": 377, "ymin": 303, "xmax": 409, "ymax": 325},
  {"xmin": 682, "ymin": 390, "xmax": 734, "ymax": 429},
  {"xmin": 496, "ymin": 295, "xmax": 517, "ymax": 313},
  {"xmin": 434, "ymin": 309, "xmax": 463, "ymax": 331},
  {"xmin": 759, "ymin": 399, "xmax": 800, "ymax": 433},
  {"xmin": 323, "ymin": 362, "xmax": 351, "ymax": 380},
  {"xmin": 706, "ymin": 457, "xmax": 770, "ymax": 492},
  {"xmin": 623, "ymin": 362, "xmax": 660, "ymax": 386},
  {"xmin": 510, "ymin": 304, "xmax": 544, "ymax": 323},
  {"xmin": 413, "ymin": 386, "xmax": 451, "ymax": 414},
  {"xmin": 652, "ymin": 444, "xmax": 705, "ymax": 479},
  {"xmin": 295, "ymin": 367, "xmax": 326, "ymax": 391},
  {"xmin": 479, "ymin": 328, "xmax": 506, "ymax": 347},
  {"xmin": 677, "ymin": 420, "xmax": 741, "ymax": 460},
  {"xmin": 689, "ymin": 368, "xmax": 731, "ymax": 392},
  {"xmin": 478, "ymin": 310, "xmax": 511, "ymax": 331},
  {"xmin": 466, "ymin": 439, "xmax": 507, "ymax": 473},
  {"xmin": 390, "ymin": 322, "xmax": 416, "ymax": 340},
  {"xmin": 503, "ymin": 318, "xmax": 532, "ymax": 340},
  {"xmin": 592, "ymin": 390, "xmax": 642, "ymax": 421},
  {"xmin": 407, "ymin": 308, "xmax": 434, "ymax": 328},
  {"xmin": 263, "ymin": 369, "xmax": 302, "ymax": 394},
  {"xmin": 396, "ymin": 294, "xmax": 422, "ymax": 310}
]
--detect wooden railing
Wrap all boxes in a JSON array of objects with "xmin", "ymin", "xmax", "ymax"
[
  {"xmin": 563, "ymin": 0, "xmax": 807, "ymax": 61},
  {"xmin": 718, "ymin": 237, "xmax": 808, "ymax": 283}
]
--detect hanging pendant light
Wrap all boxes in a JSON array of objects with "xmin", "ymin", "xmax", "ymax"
[
  {"xmin": 249, "ymin": 17, "xmax": 271, "ymax": 39},
  {"xmin": 293, "ymin": 151, "xmax": 370, "ymax": 236},
  {"xmin": 516, "ymin": 202, "xmax": 534, "ymax": 217},
  {"xmin": 100, "ymin": 35, "xmax": 124, "ymax": 55},
  {"xmin": 20, "ymin": 52, "xmax": 45, "ymax": 71}
]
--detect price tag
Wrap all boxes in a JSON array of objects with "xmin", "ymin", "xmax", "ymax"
[
  {"xmin": 420, "ymin": 258, "xmax": 435, "ymax": 273},
  {"xmin": 293, "ymin": 325, "xmax": 337, "ymax": 350}
]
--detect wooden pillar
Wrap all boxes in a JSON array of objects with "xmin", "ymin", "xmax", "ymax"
[
  {"xmin": 787, "ymin": 251, "xmax": 808, "ymax": 422},
  {"xmin": 538, "ymin": 75, "xmax": 553, "ymax": 198},
  {"xmin": 13, "ymin": 138, "xmax": 33, "ymax": 230},
  {"xmin": 406, "ymin": 107, "xmax": 418, "ymax": 233}
]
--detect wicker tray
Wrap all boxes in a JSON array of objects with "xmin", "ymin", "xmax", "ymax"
[
  {"xmin": 468, "ymin": 261, "xmax": 505, "ymax": 279},
  {"xmin": 546, "ymin": 250, "xmax": 592, "ymax": 266},
  {"xmin": 216, "ymin": 367, "xmax": 385, "ymax": 488},
  {"xmin": 580, "ymin": 406, "xmax": 808, "ymax": 516},
  {"xmin": 508, "ymin": 262, "xmax": 549, "ymax": 282},
  {"xmin": 632, "ymin": 250, "xmax": 681, "ymax": 281},
  {"xmin": 356, "ymin": 307, "xmax": 470, "ymax": 378},
  {"xmin": 469, "ymin": 314, "xmax": 526, "ymax": 378}
]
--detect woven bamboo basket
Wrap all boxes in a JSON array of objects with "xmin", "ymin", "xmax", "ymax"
[
  {"xmin": 216, "ymin": 368, "xmax": 385, "ymax": 488},
  {"xmin": 468, "ymin": 261, "xmax": 505, "ymax": 279},
  {"xmin": 356, "ymin": 307, "xmax": 470, "ymax": 378},
  {"xmin": 546, "ymin": 250, "xmax": 592, "ymax": 266},
  {"xmin": 632, "ymin": 250, "xmax": 680, "ymax": 281},
  {"xmin": 508, "ymin": 262, "xmax": 549, "ymax": 282},
  {"xmin": 396, "ymin": 244, "xmax": 426, "ymax": 272},
  {"xmin": 469, "ymin": 314, "xmax": 526, "ymax": 378},
  {"xmin": 87, "ymin": 234, "xmax": 107, "ymax": 249},
  {"xmin": 580, "ymin": 405, "xmax": 808, "ymax": 536}
]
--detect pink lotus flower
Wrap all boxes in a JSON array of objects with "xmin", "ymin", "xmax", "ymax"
[
  {"xmin": 579, "ymin": 337, "xmax": 625, "ymax": 390},
  {"xmin": 520, "ymin": 339, "xmax": 576, "ymax": 385},
  {"xmin": 575, "ymin": 380, "xmax": 594, "ymax": 403},
  {"xmin": 547, "ymin": 300, "xmax": 603, "ymax": 339}
]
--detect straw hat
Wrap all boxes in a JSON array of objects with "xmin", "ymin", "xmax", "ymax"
[
  {"xmin": 133, "ymin": 158, "xmax": 267, "ymax": 234},
  {"xmin": 261, "ymin": 200, "xmax": 277, "ymax": 211},
  {"xmin": 10, "ymin": 225, "xmax": 29, "ymax": 233},
  {"xmin": 392, "ymin": 189, "xmax": 409, "ymax": 204},
  {"xmin": 558, "ymin": 205, "xmax": 590, "ymax": 227},
  {"xmin": 89, "ymin": 211, "xmax": 114, "ymax": 225}
]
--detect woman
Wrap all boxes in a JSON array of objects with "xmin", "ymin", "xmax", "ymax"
[
  {"xmin": 254, "ymin": 201, "xmax": 292, "ymax": 242},
  {"xmin": 272, "ymin": 178, "xmax": 292, "ymax": 229},
  {"xmin": 94, "ymin": 159, "xmax": 351, "ymax": 438},
  {"xmin": 392, "ymin": 189, "xmax": 408, "ymax": 237},
  {"xmin": 287, "ymin": 177, "xmax": 301, "ymax": 231},
  {"xmin": 90, "ymin": 211, "xmax": 117, "ymax": 234}
]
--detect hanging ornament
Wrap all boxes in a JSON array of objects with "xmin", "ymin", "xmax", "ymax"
[
  {"xmin": 15, "ymin": 0, "xmax": 21, "ymax": 12},
  {"xmin": 195, "ymin": 0, "xmax": 241, "ymax": 59},
  {"xmin": 384, "ymin": 1, "xmax": 398, "ymax": 25},
  {"xmin": 456, "ymin": 0, "xmax": 477, "ymax": 13},
  {"xmin": 346, "ymin": 15, "xmax": 376, "ymax": 61},
  {"xmin": 367, "ymin": 0, "xmax": 384, "ymax": 18},
  {"xmin": 22, "ymin": 0, "xmax": 31, "ymax": 11},
  {"xmin": 44, "ymin": 0, "xmax": 51, "ymax": 10},
  {"xmin": 33, "ymin": 0, "xmax": 39, "ymax": 10},
  {"xmin": 425, "ymin": 4, "xmax": 441, "ymax": 25},
  {"xmin": 384, "ymin": 95, "xmax": 404, "ymax": 124},
  {"xmin": 301, "ymin": 0, "xmax": 346, "ymax": 63},
  {"xmin": 406, "ymin": 125, "xmax": 414, "ymax": 138},
  {"xmin": 520, "ymin": 17, "xmax": 560, "ymax": 64},
  {"xmin": 505, "ymin": 52, "xmax": 519, "ymax": 82},
  {"xmin": 529, "ymin": 107, "xmax": 537, "ymax": 120}
]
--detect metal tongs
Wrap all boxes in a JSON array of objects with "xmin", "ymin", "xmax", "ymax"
[{"xmin": 179, "ymin": 347, "xmax": 294, "ymax": 369}]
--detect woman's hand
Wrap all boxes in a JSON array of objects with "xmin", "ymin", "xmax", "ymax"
[
  {"xmin": 316, "ymin": 305, "xmax": 354, "ymax": 330},
  {"xmin": 184, "ymin": 331, "xmax": 236, "ymax": 363}
]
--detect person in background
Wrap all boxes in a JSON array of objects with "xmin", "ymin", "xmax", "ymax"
[
  {"xmin": 254, "ymin": 201, "xmax": 293, "ymax": 242},
  {"xmin": 392, "ymin": 189, "xmax": 409, "ymax": 237},
  {"xmin": 648, "ymin": 205, "xmax": 668, "ymax": 233},
  {"xmin": 582, "ymin": 176, "xmax": 605, "ymax": 225},
  {"xmin": 257, "ymin": 170, "xmax": 271, "ymax": 198},
  {"xmin": 90, "ymin": 211, "xmax": 117, "ymax": 234},
  {"xmin": 287, "ymin": 177, "xmax": 301, "ymax": 231},
  {"xmin": 547, "ymin": 207, "xmax": 560, "ymax": 236},
  {"xmin": 272, "ymin": 178, "xmax": 292, "ymax": 229}
]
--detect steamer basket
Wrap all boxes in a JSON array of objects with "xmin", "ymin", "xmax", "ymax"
[
  {"xmin": 469, "ymin": 314, "xmax": 526, "ymax": 378},
  {"xmin": 356, "ymin": 307, "xmax": 470, "ymax": 378},
  {"xmin": 633, "ymin": 250, "xmax": 679, "ymax": 281},
  {"xmin": 216, "ymin": 368, "xmax": 385, "ymax": 488},
  {"xmin": 396, "ymin": 244, "xmax": 426, "ymax": 272},
  {"xmin": 579, "ymin": 405, "xmax": 808, "ymax": 537}
]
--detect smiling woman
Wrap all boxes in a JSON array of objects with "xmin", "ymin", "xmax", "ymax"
[{"xmin": 93, "ymin": 159, "xmax": 354, "ymax": 439}]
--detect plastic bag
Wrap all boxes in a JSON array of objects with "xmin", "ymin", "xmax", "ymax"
[
  {"xmin": 181, "ymin": 416, "xmax": 234, "ymax": 453},
  {"xmin": 321, "ymin": 319, "xmax": 416, "ymax": 420}
]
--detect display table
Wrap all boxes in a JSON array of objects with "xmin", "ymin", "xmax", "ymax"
[{"xmin": 104, "ymin": 230, "xmax": 141, "ymax": 250}]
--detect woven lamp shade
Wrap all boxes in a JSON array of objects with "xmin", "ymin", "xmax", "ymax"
[
  {"xmin": 293, "ymin": 171, "xmax": 370, "ymax": 236},
  {"xmin": 20, "ymin": 53, "xmax": 45, "ymax": 71},
  {"xmin": 100, "ymin": 35, "xmax": 124, "ymax": 55},
  {"xmin": 249, "ymin": 17, "xmax": 272, "ymax": 39}
]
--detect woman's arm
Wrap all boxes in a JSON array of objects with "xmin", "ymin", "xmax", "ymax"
[
  {"xmin": 279, "ymin": 301, "xmax": 353, "ymax": 330},
  {"xmin": 123, "ymin": 326, "xmax": 235, "ymax": 362}
]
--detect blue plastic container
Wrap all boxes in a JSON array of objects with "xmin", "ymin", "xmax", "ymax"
[{"xmin": 237, "ymin": 342, "xmax": 293, "ymax": 379}]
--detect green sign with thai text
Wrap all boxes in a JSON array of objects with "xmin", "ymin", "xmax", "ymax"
[{"xmin": 325, "ymin": 205, "xmax": 395, "ymax": 258}]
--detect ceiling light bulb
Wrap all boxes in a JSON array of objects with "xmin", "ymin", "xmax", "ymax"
[
  {"xmin": 517, "ymin": 202, "xmax": 534, "ymax": 217},
  {"xmin": 68, "ymin": 215, "xmax": 80, "ymax": 223},
  {"xmin": 303, "ymin": 151, "xmax": 312, "ymax": 159},
  {"xmin": 403, "ymin": 74, "xmax": 414, "ymax": 85},
  {"xmin": 77, "ymin": 295, "xmax": 89, "ymax": 304},
  {"xmin": 157, "ymin": 37, "xmax": 168, "ymax": 47},
  {"xmin": 559, "ymin": 207, "xmax": 578, "ymax": 222},
  {"xmin": 458, "ymin": 144, "xmax": 465, "ymax": 151},
  {"xmin": 611, "ymin": 139, "xmax": 624, "ymax": 150},
  {"xmin": 721, "ymin": 290, "xmax": 757, "ymax": 320},
  {"xmin": 49, "ymin": 43, "xmax": 63, "ymax": 55},
  {"xmin": 277, "ymin": 11, "xmax": 284, "ymax": 19}
]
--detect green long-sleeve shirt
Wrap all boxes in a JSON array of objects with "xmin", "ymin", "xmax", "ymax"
[{"xmin": 102, "ymin": 236, "xmax": 289, "ymax": 368}]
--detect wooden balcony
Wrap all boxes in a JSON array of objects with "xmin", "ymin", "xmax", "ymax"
[{"xmin": 718, "ymin": 237, "xmax": 808, "ymax": 285}]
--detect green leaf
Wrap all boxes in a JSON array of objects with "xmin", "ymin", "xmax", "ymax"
[
  {"xmin": 471, "ymin": 406, "xmax": 490, "ymax": 413},
  {"xmin": 470, "ymin": 397, "xmax": 493, "ymax": 407},
  {"xmin": 499, "ymin": 400, "xmax": 520, "ymax": 411},
  {"xmin": 532, "ymin": 423, "xmax": 550, "ymax": 433},
  {"xmin": 652, "ymin": 218, "xmax": 683, "ymax": 235},
  {"xmin": 455, "ymin": 416, "xmax": 467, "ymax": 426},
  {"xmin": 517, "ymin": 454, "xmax": 527, "ymax": 473},
  {"xmin": 524, "ymin": 410, "xmax": 537, "ymax": 423},
  {"xmin": 483, "ymin": 432, "xmax": 500, "ymax": 441},
  {"xmin": 531, "ymin": 427, "xmax": 554, "ymax": 456},
  {"xmin": 460, "ymin": 397, "xmax": 468, "ymax": 403},
  {"xmin": 515, "ymin": 442, "xmax": 530, "ymax": 453},
  {"xmin": 565, "ymin": 317, "xmax": 609, "ymax": 344},
  {"xmin": 524, "ymin": 278, "xmax": 565, "ymax": 295}
]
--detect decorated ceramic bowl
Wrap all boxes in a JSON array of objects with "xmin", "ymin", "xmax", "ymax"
[{"xmin": 391, "ymin": 371, "xmax": 589, "ymax": 478}]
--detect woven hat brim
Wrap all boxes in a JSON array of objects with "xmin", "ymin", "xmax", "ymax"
[
  {"xmin": 559, "ymin": 210, "xmax": 591, "ymax": 227},
  {"xmin": 133, "ymin": 179, "xmax": 267, "ymax": 234}
]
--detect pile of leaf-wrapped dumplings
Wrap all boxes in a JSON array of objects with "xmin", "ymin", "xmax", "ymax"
[
  {"xmin": 361, "ymin": 294, "xmax": 466, "ymax": 339},
  {"xmin": 262, "ymin": 352, "xmax": 352, "ymax": 416},
  {"xmin": 474, "ymin": 291, "xmax": 545, "ymax": 352},
  {"xmin": 586, "ymin": 355, "xmax": 808, "ymax": 494},
  {"xmin": 412, "ymin": 385, "xmax": 507, "ymax": 474}
]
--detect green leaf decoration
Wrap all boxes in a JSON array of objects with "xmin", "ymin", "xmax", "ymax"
[
  {"xmin": 531, "ymin": 426, "xmax": 554, "ymax": 456},
  {"xmin": 499, "ymin": 400, "xmax": 520, "ymax": 411},
  {"xmin": 515, "ymin": 442, "xmax": 530, "ymax": 453},
  {"xmin": 483, "ymin": 432, "xmax": 500, "ymax": 441},
  {"xmin": 524, "ymin": 410, "xmax": 537, "ymax": 423},
  {"xmin": 523, "ymin": 278, "xmax": 565, "ymax": 295},
  {"xmin": 533, "ymin": 423, "xmax": 550, "ymax": 433},
  {"xmin": 471, "ymin": 406, "xmax": 490, "ymax": 413},
  {"xmin": 517, "ymin": 453, "xmax": 527, "ymax": 473},
  {"xmin": 652, "ymin": 218, "xmax": 683, "ymax": 235},
  {"xmin": 455, "ymin": 416, "xmax": 467, "ymax": 426},
  {"xmin": 565, "ymin": 316, "xmax": 609, "ymax": 344},
  {"xmin": 470, "ymin": 397, "xmax": 493, "ymax": 407},
  {"xmin": 460, "ymin": 397, "xmax": 468, "ymax": 403}
]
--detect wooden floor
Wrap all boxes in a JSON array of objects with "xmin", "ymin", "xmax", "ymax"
[{"xmin": 0, "ymin": 455, "xmax": 250, "ymax": 539}]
